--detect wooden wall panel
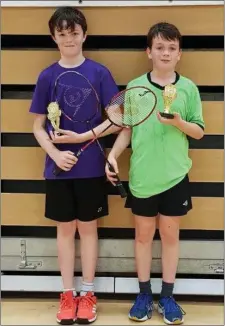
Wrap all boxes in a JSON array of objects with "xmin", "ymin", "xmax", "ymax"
[
  {"xmin": 1, "ymin": 100, "xmax": 34, "ymax": 133},
  {"xmin": 1, "ymin": 194, "xmax": 223, "ymax": 230},
  {"xmin": 1, "ymin": 148, "xmax": 223, "ymax": 183},
  {"xmin": 203, "ymin": 102, "xmax": 224, "ymax": 135},
  {"xmin": 2, "ymin": 6, "xmax": 223, "ymax": 35},
  {"xmin": 188, "ymin": 150, "xmax": 224, "ymax": 182},
  {"xmin": 2, "ymin": 51, "xmax": 223, "ymax": 86},
  {"xmin": 1, "ymin": 148, "xmax": 45, "ymax": 180},
  {"xmin": 2, "ymin": 100, "xmax": 223, "ymax": 135}
]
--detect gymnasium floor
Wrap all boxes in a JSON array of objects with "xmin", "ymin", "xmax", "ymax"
[{"xmin": 2, "ymin": 298, "xmax": 224, "ymax": 325}]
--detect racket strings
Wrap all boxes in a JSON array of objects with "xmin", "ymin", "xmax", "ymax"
[
  {"xmin": 53, "ymin": 78, "xmax": 99, "ymax": 122},
  {"xmin": 106, "ymin": 88, "xmax": 157, "ymax": 127}
]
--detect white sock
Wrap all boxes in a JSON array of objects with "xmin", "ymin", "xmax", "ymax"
[
  {"xmin": 80, "ymin": 281, "xmax": 94, "ymax": 296},
  {"xmin": 63, "ymin": 288, "xmax": 77, "ymax": 297}
]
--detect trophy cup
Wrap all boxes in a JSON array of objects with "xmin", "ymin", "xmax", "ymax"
[
  {"xmin": 47, "ymin": 102, "xmax": 61, "ymax": 132},
  {"xmin": 160, "ymin": 84, "xmax": 177, "ymax": 119}
]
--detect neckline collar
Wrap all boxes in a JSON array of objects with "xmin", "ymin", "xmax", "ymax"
[{"xmin": 147, "ymin": 71, "xmax": 180, "ymax": 90}]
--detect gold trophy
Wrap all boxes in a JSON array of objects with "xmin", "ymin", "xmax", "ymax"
[
  {"xmin": 47, "ymin": 102, "xmax": 61, "ymax": 131},
  {"xmin": 160, "ymin": 84, "xmax": 177, "ymax": 119}
]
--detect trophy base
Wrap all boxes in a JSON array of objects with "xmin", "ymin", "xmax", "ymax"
[{"xmin": 160, "ymin": 112, "xmax": 174, "ymax": 119}]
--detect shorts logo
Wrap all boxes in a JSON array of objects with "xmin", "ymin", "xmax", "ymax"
[
  {"xmin": 183, "ymin": 200, "xmax": 188, "ymax": 206},
  {"xmin": 97, "ymin": 207, "xmax": 102, "ymax": 212}
]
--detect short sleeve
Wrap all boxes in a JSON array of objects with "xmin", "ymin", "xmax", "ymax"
[
  {"xmin": 100, "ymin": 68, "xmax": 119, "ymax": 108},
  {"xmin": 186, "ymin": 84, "xmax": 205, "ymax": 129},
  {"xmin": 29, "ymin": 70, "xmax": 51, "ymax": 115}
]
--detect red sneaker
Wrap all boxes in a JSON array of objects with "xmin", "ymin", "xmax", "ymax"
[
  {"xmin": 77, "ymin": 292, "xmax": 97, "ymax": 324},
  {"xmin": 56, "ymin": 290, "xmax": 79, "ymax": 325}
]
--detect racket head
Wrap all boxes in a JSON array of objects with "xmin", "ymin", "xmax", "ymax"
[
  {"xmin": 47, "ymin": 70, "xmax": 100, "ymax": 128},
  {"xmin": 104, "ymin": 86, "xmax": 157, "ymax": 128}
]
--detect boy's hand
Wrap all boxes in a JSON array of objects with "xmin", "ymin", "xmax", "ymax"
[
  {"xmin": 156, "ymin": 111, "xmax": 182, "ymax": 127},
  {"xmin": 50, "ymin": 129, "xmax": 85, "ymax": 144},
  {"xmin": 105, "ymin": 155, "xmax": 119, "ymax": 186},
  {"xmin": 53, "ymin": 150, "xmax": 78, "ymax": 171}
]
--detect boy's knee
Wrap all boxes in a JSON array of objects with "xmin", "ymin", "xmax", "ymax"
[
  {"xmin": 135, "ymin": 225, "xmax": 156, "ymax": 244},
  {"xmin": 77, "ymin": 220, "xmax": 98, "ymax": 237},
  {"xmin": 159, "ymin": 225, "xmax": 179, "ymax": 245},
  {"xmin": 57, "ymin": 220, "xmax": 77, "ymax": 237}
]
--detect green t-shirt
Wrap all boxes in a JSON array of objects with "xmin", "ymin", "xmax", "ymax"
[{"xmin": 127, "ymin": 72, "xmax": 205, "ymax": 198}]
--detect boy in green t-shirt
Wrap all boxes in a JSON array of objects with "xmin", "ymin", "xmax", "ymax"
[{"xmin": 106, "ymin": 23, "xmax": 204, "ymax": 325}]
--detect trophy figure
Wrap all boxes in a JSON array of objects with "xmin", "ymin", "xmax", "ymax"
[
  {"xmin": 47, "ymin": 102, "xmax": 61, "ymax": 131},
  {"xmin": 160, "ymin": 84, "xmax": 177, "ymax": 119}
]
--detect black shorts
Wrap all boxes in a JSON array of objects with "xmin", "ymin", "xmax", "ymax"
[
  {"xmin": 45, "ymin": 176, "xmax": 108, "ymax": 222},
  {"xmin": 125, "ymin": 175, "xmax": 192, "ymax": 217}
]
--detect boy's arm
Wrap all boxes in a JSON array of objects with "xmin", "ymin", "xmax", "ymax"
[
  {"xmin": 33, "ymin": 114, "xmax": 77, "ymax": 171},
  {"xmin": 157, "ymin": 112, "xmax": 204, "ymax": 140},
  {"xmin": 181, "ymin": 83, "xmax": 205, "ymax": 139},
  {"xmin": 33, "ymin": 114, "xmax": 59, "ymax": 160},
  {"xmin": 109, "ymin": 128, "xmax": 132, "ymax": 160},
  {"xmin": 175, "ymin": 116, "xmax": 204, "ymax": 139},
  {"xmin": 53, "ymin": 119, "xmax": 121, "ymax": 144},
  {"xmin": 82, "ymin": 119, "xmax": 121, "ymax": 139},
  {"xmin": 30, "ymin": 71, "xmax": 77, "ymax": 171},
  {"xmin": 105, "ymin": 128, "xmax": 131, "ymax": 184}
]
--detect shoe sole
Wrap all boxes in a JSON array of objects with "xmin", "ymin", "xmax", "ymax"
[
  {"xmin": 56, "ymin": 318, "xmax": 76, "ymax": 325},
  {"xmin": 158, "ymin": 306, "xmax": 184, "ymax": 325},
  {"xmin": 128, "ymin": 313, "xmax": 152, "ymax": 322},
  {"xmin": 76, "ymin": 315, "xmax": 97, "ymax": 324}
]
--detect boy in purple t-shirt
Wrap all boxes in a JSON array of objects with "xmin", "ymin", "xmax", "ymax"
[{"xmin": 29, "ymin": 7, "xmax": 119, "ymax": 325}]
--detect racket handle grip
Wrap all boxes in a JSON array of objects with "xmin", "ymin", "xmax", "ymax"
[
  {"xmin": 53, "ymin": 165, "xmax": 63, "ymax": 176},
  {"xmin": 53, "ymin": 152, "xmax": 79, "ymax": 176},
  {"xmin": 115, "ymin": 179, "xmax": 128, "ymax": 198},
  {"xmin": 109, "ymin": 165, "xmax": 127, "ymax": 198}
]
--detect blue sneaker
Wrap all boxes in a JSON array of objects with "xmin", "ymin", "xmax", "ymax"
[
  {"xmin": 128, "ymin": 293, "xmax": 154, "ymax": 322},
  {"xmin": 158, "ymin": 296, "xmax": 185, "ymax": 325}
]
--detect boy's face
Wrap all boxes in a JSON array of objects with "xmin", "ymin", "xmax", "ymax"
[
  {"xmin": 53, "ymin": 23, "xmax": 86, "ymax": 58},
  {"xmin": 147, "ymin": 36, "xmax": 181, "ymax": 72}
]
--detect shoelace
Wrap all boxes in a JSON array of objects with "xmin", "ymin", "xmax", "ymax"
[
  {"xmin": 79, "ymin": 295, "xmax": 94, "ymax": 309},
  {"xmin": 60, "ymin": 293, "xmax": 73, "ymax": 310},
  {"xmin": 163, "ymin": 297, "xmax": 186, "ymax": 315},
  {"xmin": 73, "ymin": 296, "xmax": 80, "ymax": 305},
  {"xmin": 134, "ymin": 293, "xmax": 152, "ymax": 310}
]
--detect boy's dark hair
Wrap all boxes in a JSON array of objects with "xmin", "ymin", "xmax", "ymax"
[
  {"xmin": 147, "ymin": 22, "xmax": 182, "ymax": 49},
  {"xmin": 48, "ymin": 7, "xmax": 87, "ymax": 36}
]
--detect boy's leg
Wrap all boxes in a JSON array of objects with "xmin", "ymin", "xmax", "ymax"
[
  {"xmin": 125, "ymin": 193, "xmax": 158, "ymax": 322},
  {"xmin": 134, "ymin": 215, "xmax": 156, "ymax": 286},
  {"xmin": 45, "ymin": 179, "xmax": 79, "ymax": 325},
  {"xmin": 76, "ymin": 220, "xmax": 98, "ymax": 324},
  {"xmin": 78, "ymin": 220, "xmax": 98, "ymax": 290},
  {"xmin": 159, "ymin": 215, "xmax": 180, "ymax": 286},
  {"xmin": 158, "ymin": 215, "xmax": 185, "ymax": 325},
  {"xmin": 157, "ymin": 175, "xmax": 192, "ymax": 325},
  {"xmin": 57, "ymin": 221, "xmax": 77, "ymax": 290},
  {"xmin": 74, "ymin": 177, "xmax": 108, "ymax": 324}
]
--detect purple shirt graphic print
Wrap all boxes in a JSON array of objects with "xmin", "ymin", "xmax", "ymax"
[{"xmin": 29, "ymin": 59, "xmax": 119, "ymax": 179}]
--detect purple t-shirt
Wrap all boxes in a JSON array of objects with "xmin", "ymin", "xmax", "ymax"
[{"xmin": 29, "ymin": 58, "xmax": 119, "ymax": 179}]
